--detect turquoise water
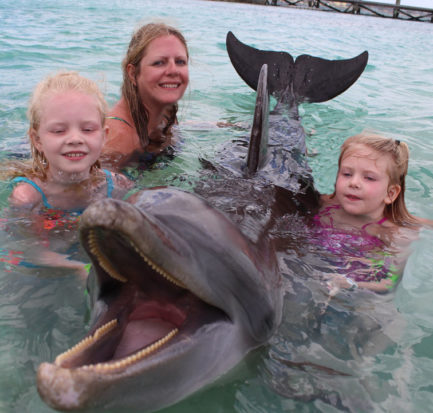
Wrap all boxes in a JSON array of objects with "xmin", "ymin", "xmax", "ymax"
[{"xmin": 1, "ymin": 0, "xmax": 433, "ymax": 412}]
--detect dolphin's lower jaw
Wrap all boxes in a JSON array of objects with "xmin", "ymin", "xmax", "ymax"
[{"xmin": 37, "ymin": 189, "xmax": 280, "ymax": 412}]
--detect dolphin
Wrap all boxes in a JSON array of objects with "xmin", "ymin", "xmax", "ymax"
[
  {"xmin": 36, "ymin": 187, "xmax": 281, "ymax": 412},
  {"xmin": 36, "ymin": 33, "xmax": 368, "ymax": 412}
]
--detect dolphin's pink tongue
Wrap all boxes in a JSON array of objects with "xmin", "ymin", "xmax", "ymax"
[{"xmin": 113, "ymin": 319, "xmax": 175, "ymax": 359}]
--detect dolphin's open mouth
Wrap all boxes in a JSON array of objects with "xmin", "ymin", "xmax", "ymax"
[{"xmin": 55, "ymin": 225, "xmax": 228, "ymax": 374}]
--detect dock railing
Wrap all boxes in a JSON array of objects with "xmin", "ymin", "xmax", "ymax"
[{"xmin": 270, "ymin": 0, "xmax": 433, "ymax": 22}]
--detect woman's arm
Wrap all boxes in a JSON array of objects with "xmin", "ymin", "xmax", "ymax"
[{"xmin": 110, "ymin": 171, "xmax": 135, "ymax": 199}]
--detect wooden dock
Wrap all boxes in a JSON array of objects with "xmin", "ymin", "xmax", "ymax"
[{"xmin": 266, "ymin": 0, "xmax": 433, "ymax": 22}]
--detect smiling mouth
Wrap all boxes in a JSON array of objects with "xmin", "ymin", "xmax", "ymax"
[
  {"xmin": 160, "ymin": 83, "xmax": 180, "ymax": 89},
  {"xmin": 346, "ymin": 194, "xmax": 361, "ymax": 201},
  {"xmin": 64, "ymin": 152, "xmax": 87, "ymax": 158}
]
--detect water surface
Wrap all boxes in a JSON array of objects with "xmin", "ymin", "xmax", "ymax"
[{"xmin": 1, "ymin": 1, "xmax": 433, "ymax": 412}]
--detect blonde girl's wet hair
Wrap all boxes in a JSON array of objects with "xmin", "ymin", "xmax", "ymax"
[
  {"xmin": 26, "ymin": 71, "xmax": 108, "ymax": 180},
  {"xmin": 333, "ymin": 132, "xmax": 418, "ymax": 226},
  {"xmin": 122, "ymin": 22, "xmax": 189, "ymax": 150}
]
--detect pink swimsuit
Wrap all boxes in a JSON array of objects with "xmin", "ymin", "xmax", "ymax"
[{"xmin": 311, "ymin": 205, "xmax": 391, "ymax": 283}]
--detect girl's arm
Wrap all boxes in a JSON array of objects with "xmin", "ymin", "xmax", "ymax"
[
  {"xmin": 8, "ymin": 184, "xmax": 89, "ymax": 279},
  {"xmin": 327, "ymin": 245, "xmax": 410, "ymax": 294},
  {"xmin": 329, "ymin": 273, "xmax": 398, "ymax": 294},
  {"xmin": 417, "ymin": 217, "xmax": 433, "ymax": 228}
]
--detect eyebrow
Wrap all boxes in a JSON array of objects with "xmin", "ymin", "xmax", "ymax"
[{"xmin": 340, "ymin": 165, "xmax": 380, "ymax": 175}]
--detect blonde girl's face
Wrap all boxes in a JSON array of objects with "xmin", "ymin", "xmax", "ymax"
[
  {"xmin": 31, "ymin": 90, "xmax": 107, "ymax": 181},
  {"xmin": 335, "ymin": 144, "xmax": 401, "ymax": 220}
]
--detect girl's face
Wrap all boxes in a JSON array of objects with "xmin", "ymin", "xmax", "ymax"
[
  {"xmin": 335, "ymin": 145, "xmax": 400, "ymax": 220},
  {"xmin": 127, "ymin": 34, "xmax": 189, "ymax": 112},
  {"xmin": 31, "ymin": 90, "xmax": 106, "ymax": 182}
]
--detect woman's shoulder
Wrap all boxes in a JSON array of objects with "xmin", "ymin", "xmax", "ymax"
[{"xmin": 104, "ymin": 99, "xmax": 138, "ymax": 155}]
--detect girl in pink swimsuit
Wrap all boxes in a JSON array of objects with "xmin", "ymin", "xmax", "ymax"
[{"xmin": 312, "ymin": 132, "xmax": 432, "ymax": 293}]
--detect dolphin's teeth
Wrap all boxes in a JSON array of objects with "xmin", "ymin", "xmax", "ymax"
[
  {"xmin": 55, "ymin": 323, "xmax": 178, "ymax": 372},
  {"xmin": 88, "ymin": 229, "xmax": 185, "ymax": 287},
  {"xmin": 82, "ymin": 328, "xmax": 179, "ymax": 373},
  {"xmin": 55, "ymin": 320, "xmax": 118, "ymax": 366},
  {"xmin": 88, "ymin": 230, "xmax": 127, "ymax": 283},
  {"xmin": 129, "ymin": 240, "xmax": 186, "ymax": 289}
]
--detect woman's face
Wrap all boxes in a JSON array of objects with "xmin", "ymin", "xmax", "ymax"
[{"xmin": 128, "ymin": 34, "xmax": 189, "ymax": 112}]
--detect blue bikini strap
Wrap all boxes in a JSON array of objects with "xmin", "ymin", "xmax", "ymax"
[
  {"xmin": 12, "ymin": 171, "xmax": 114, "ymax": 208},
  {"xmin": 103, "ymin": 169, "xmax": 114, "ymax": 198},
  {"xmin": 10, "ymin": 177, "xmax": 53, "ymax": 209}
]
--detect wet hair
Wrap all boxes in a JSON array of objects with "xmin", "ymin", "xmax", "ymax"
[
  {"xmin": 121, "ymin": 22, "xmax": 189, "ymax": 150},
  {"xmin": 332, "ymin": 132, "xmax": 417, "ymax": 226},
  {"xmin": 27, "ymin": 71, "xmax": 107, "ymax": 180}
]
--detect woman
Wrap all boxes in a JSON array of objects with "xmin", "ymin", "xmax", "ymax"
[{"xmin": 103, "ymin": 22, "xmax": 189, "ymax": 169}]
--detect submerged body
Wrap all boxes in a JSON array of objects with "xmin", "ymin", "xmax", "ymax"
[{"xmin": 36, "ymin": 33, "xmax": 368, "ymax": 412}]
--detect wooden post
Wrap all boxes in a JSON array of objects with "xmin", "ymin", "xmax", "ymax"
[
  {"xmin": 354, "ymin": 1, "xmax": 360, "ymax": 14},
  {"xmin": 393, "ymin": 0, "xmax": 400, "ymax": 18}
]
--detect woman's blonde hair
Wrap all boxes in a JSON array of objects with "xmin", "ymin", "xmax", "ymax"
[
  {"xmin": 333, "ymin": 132, "xmax": 417, "ymax": 226},
  {"xmin": 26, "ymin": 71, "xmax": 107, "ymax": 180},
  {"xmin": 122, "ymin": 22, "xmax": 189, "ymax": 150}
]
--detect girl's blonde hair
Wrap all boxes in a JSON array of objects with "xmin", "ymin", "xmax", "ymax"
[
  {"xmin": 333, "ymin": 132, "xmax": 417, "ymax": 226},
  {"xmin": 122, "ymin": 22, "xmax": 189, "ymax": 150},
  {"xmin": 27, "ymin": 71, "xmax": 107, "ymax": 180}
]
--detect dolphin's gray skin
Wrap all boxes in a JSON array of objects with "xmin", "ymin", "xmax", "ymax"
[{"xmin": 36, "ymin": 33, "xmax": 368, "ymax": 412}]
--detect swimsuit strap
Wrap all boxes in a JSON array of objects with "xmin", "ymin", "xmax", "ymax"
[
  {"xmin": 361, "ymin": 216, "xmax": 388, "ymax": 231},
  {"xmin": 376, "ymin": 217, "xmax": 388, "ymax": 225},
  {"xmin": 103, "ymin": 169, "xmax": 114, "ymax": 198},
  {"xmin": 314, "ymin": 204, "xmax": 340, "ymax": 227},
  {"xmin": 10, "ymin": 177, "xmax": 54, "ymax": 209},
  {"xmin": 12, "ymin": 171, "xmax": 114, "ymax": 211},
  {"xmin": 106, "ymin": 116, "xmax": 132, "ymax": 128}
]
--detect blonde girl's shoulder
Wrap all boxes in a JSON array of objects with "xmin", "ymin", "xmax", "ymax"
[
  {"xmin": 384, "ymin": 220, "xmax": 420, "ymax": 249},
  {"xmin": 9, "ymin": 180, "xmax": 43, "ymax": 210}
]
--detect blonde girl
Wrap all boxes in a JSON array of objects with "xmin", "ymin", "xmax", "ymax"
[
  {"xmin": 314, "ymin": 132, "xmax": 432, "ymax": 293},
  {"xmin": 10, "ymin": 71, "xmax": 132, "ymax": 212}
]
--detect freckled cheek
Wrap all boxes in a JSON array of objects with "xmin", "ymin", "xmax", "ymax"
[{"xmin": 182, "ymin": 69, "xmax": 189, "ymax": 85}]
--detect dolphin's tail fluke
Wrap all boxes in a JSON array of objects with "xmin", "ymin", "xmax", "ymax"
[{"xmin": 226, "ymin": 31, "xmax": 368, "ymax": 104}]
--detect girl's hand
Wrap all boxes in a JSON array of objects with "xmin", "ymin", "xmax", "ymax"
[
  {"xmin": 326, "ymin": 275, "xmax": 357, "ymax": 295},
  {"xmin": 38, "ymin": 250, "xmax": 89, "ymax": 280}
]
